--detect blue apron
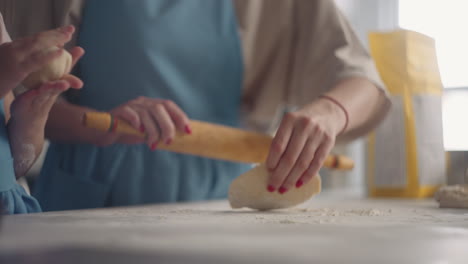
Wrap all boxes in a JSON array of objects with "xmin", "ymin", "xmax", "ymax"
[
  {"xmin": 0, "ymin": 99, "xmax": 41, "ymax": 214},
  {"xmin": 35, "ymin": 0, "xmax": 250, "ymax": 211}
]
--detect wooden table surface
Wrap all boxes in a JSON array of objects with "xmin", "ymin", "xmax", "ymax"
[{"xmin": 1, "ymin": 192, "xmax": 467, "ymax": 264}]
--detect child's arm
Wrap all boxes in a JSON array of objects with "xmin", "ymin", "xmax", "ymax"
[
  {"xmin": 0, "ymin": 25, "xmax": 79, "ymax": 99},
  {"xmin": 6, "ymin": 82, "xmax": 71, "ymax": 177},
  {"xmin": 0, "ymin": 21, "xmax": 84, "ymax": 177}
]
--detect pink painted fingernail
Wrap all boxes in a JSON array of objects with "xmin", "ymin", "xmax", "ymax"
[
  {"xmin": 296, "ymin": 180, "xmax": 304, "ymax": 188},
  {"xmin": 185, "ymin": 125, "xmax": 192, "ymax": 135},
  {"xmin": 150, "ymin": 142, "xmax": 158, "ymax": 151},
  {"xmin": 278, "ymin": 187, "xmax": 288, "ymax": 194},
  {"xmin": 139, "ymin": 125, "xmax": 145, "ymax": 133},
  {"xmin": 166, "ymin": 138, "xmax": 173, "ymax": 145},
  {"xmin": 267, "ymin": 185, "xmax": 276, "ymax": 192}
]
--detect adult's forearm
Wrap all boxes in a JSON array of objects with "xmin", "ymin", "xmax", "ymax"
[
  {"xmin": 323, "ymin": 77, "xmax": 388, "ymax": 136},
  {"xmin": 45, "ymin": 98, "xmax": 105, "ymax": 144}
]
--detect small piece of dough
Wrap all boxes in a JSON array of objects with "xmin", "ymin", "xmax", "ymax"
[
  {"xmin": 229, "ymin": 164, "xmax": 321, "ymax": 210},
  {"xmin": 22, "ymin": 47, "xmax": 72, "ymax": 89},
  {"xmin": 435, "ymin": 185, "xmax": 468, "ymax": 209}
]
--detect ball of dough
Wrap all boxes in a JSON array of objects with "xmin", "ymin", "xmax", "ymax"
[
  {"xmin": 229, "ymin": 164, "xmax": 321, "ymax": 210},
  {"xmin": 435, "ymin": 184, "xmax": 468, "ymax": 209},
  {"xmin": 22, "ymin": 47, "xmax": 72, "ymax": 89}
]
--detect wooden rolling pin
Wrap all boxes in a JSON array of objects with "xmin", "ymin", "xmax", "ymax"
[{"xmin": 82, "ymin": 112, "xmax": 354, "ymax": 170}]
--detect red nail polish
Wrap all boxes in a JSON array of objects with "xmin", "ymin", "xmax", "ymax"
[
  {"xmin": 185, "ymin": 125, "xmax": 192, "ymax": 134},
  {"xmin": 139, "ymin": 125, "xmax": 145, "ymax": 133},
  {"xmin": 166, "ymin": 139, "xmax": 172, "ymax": 145},
  {"xmin": 267, "ymin": 185, "xmax": 276, "ymax": 192},
  {"xmin": 111, "ymin": 119, "xmax": 119, "ymax": 133},
  {"xmin": 150, "ymin": 142, "xmax": 158, "ymax": 151},
  {"xmin": 279, "ymin": 187, "xmax": 288, "ymax": 194},
  {"xmin": 296, "ymin": 180, "xmax": 304, "ymax": 188}
]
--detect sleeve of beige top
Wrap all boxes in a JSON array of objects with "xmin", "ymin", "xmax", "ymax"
[
  {"xmin": 0, "ymin": 0, "xmax": 84, "ymax": 98},
  {"xmin": 287, "ymin": 0, "xmax": 391, "ymax": 142},
  {"xmin": 0, "ymin": 0, "xmax": 84, "ymax": 46},
  {"xmin": 0, "ymin": 12, "xmax": 11, "ymax": 43}
]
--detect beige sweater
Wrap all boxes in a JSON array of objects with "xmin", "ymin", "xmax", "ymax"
[{"xmin": 0, "ymin": 0, "xmax": 390, "ymax": 141}]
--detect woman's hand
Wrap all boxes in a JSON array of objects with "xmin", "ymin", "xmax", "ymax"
[
  {"xmin": 92, "ymin": 97, "xmax": 192, "ymax": 149},
  {"xmin": 0, "ymin": 25, "xmax": 83, "ymax": 98},
  {"xmin": 265, "ymin": 97, "xmax": 347, "ymax": 194}
]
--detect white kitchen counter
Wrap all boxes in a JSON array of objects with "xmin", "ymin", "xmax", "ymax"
[{"xmin": 1, "ymin": 192, "xmax": 467, "ymax": 264}]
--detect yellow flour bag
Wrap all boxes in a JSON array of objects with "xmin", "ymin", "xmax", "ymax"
[{"xmin": 367, "ymin": 30, "xmax": 445, "ymax": 198}]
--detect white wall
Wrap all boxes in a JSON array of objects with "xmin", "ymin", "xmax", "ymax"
[{"xmin": 335, "ymin": 0, "xmax": 399, "ymax": 46}]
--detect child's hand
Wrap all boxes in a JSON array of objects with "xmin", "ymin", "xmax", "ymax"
[
  {"xmin": 7, "ymin": 81, "xmax": 71, "ymax": 176},
  {"xmin": 10, "ymin": 81, "xmax": 70, "ymax": 127},
  {"xmin": 0, "ymin": 25, "xmax": 79, "ymax": 98}
]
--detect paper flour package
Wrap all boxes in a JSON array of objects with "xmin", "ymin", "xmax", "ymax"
[{"xmin": 367, "ymin": 30, "xmax": 446, "ymax": 198}]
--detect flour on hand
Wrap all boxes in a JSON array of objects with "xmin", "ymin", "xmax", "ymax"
[{"xmin": 14, "ymin": 143, "xmax": 35, "ymax": 175}]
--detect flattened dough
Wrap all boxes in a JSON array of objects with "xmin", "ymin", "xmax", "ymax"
[
  {"xmin": 435, "ymin": 184, "xmax": 468, "ymax": 209},
  {"xmin": 23, "ymin": 47, "xmax": 72, "ymax": 89},
  {"xmin": 229, "ymin": 164, "xmax": 321, "ymax": 210}
]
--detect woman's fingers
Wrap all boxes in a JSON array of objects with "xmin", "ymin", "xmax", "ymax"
[
  {"xmin": 268, "ymin": 124, "xmax": 309, "ymax": 193},
  {"xmin": 112, "ymin": 106, "xmax": 141, "ymax": 132},
  {"xmin": 298, "ymin": 138, "xmax": 334, "ymax": 186},
  {"xmin": 150, "ymin": 104, "xmax": 175, "ymax": 145},
  {"xmin": 105, "ymin": 97, "xmax": 191, "ymax": 148},
  {"xmin": 265, "ymin": 107, "xmax": 338, "ymax": 194},
  {"xmin": 135, "ymin": 107, "xmax": 160, "ymax": 149},
  {"xmin": 282, "ymin": 133, "xmax": 322, "ymax": 191},
  {"xmin": 266, "ymin": 113, "xmax": 295, "ymax": 171},
  {"xmin": 162, "ymin": 100, "xmax": 191, "ymax": 134}
]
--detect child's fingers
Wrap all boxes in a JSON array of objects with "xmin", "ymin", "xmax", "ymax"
[
  {"xmin": 61, "ymin": 74, "xmax": 83, "ymax": 89},
  {"xmin": 31, "ymin": 81, "xmax": 70, "ymax": 108},
  {"xmin": 21, "ymin": 26, "xmax": 74, "ymax": 54},
  {"xmin": 21, "ymin": 48, "xmax": 63, "ymax": 74},
  {"xmin": 35, "ymin": 81, "xmax": 70, "ymax": 100},
  {"xmin": 68, "ymin": 46, "xmax": 85, "ymax": 68},
  {"xmin": 39, "ymin": 80, "xmax": 70, "ymax": 93}
]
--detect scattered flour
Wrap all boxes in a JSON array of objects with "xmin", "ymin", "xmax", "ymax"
[
  {"xmin": 278, "ymin": 219, "xmax": 297, "ymax": 224},
  {"xmin": 296, "ymin": 208, "xmax": 391, "ymax": 217},
  {"xmin": 348, "ymin": 209, "xmax": 388, "ymax": 216},
  {"xmin": 169, "ymin": 209, "xmax": 200, "ymax": 214}
]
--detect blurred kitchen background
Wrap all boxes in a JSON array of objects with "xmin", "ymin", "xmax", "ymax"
[
  {"xmin": 310, "ymin": 0, "xmax": 468, "ymax": 195},
  {"xmin": 23, "ymin": 0, "xmax": 468, "ymax": 196}
]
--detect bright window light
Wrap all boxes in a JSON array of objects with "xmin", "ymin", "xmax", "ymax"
[
  {"xmin": 400, "ymin": 1, "xmax": 468, "ymax": 150},
  {"xmin": 399, "ymin": 0, "xmax": 468, "ymax": 88}
]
